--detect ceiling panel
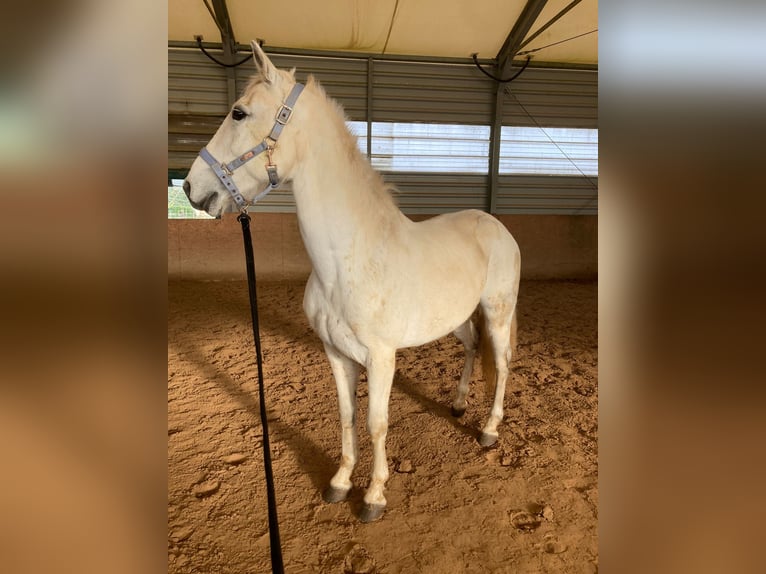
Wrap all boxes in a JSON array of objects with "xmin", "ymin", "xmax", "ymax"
[
  {"xmin": 168, "ymin": 0, "xmax": 598, "ymax": 65},
  {"xmin": 229, "ymin": 0, "xmax": 397, "ymax": 53},
  {"xmin": 380, "ymin": 0, "xmax": 526, "ymax": 58},
  {"xmin": 519, "ymin": 0, "xmax": 598, "ymax": 64},
  {"xmin": 168, "ymin": 0, "xmax": 222, "ymax": 43}
]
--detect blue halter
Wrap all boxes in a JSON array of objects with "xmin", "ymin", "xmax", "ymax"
[{"xmin": 198, "ymin": 82, "xmax": 305, "ymax": 211}]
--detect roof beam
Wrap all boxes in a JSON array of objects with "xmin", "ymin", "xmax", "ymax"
[
  {"xmin": 209, "ymin": 0, "xmax": 239, "ymax": 106},
  {"xmin": 487, "ymin": 1, "xmax": 548, "ymax": 213},
  {"xmin": 518, "ymin": 0, "xmax": 583, "ymax": 52},
  {"xmin": 496, "ymin": 0, "xmax": 548, "ymax": 72},
  {"xmin": 210, "ymin": 0, "xmax": 238, "ymax": 56}
]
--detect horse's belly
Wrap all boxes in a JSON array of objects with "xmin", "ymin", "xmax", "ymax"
[
  {"xmin": 399, "ymin": 295, "xmax": 478, "ymax": 348},
  {"xmin": 393, "ymin": 260, "xmax": 484, "ymax": 347}
]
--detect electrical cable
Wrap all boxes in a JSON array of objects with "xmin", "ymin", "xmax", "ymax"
[
  {"xmin": 196, "ymin": 36, "xmax": 253, "ymax": 68},
  {"xmin": 197, "ymin": 0, "xmax": 253, "ymax": 68},
  {"xmin": 471, "ymin": 54, "xmax": 531, "ymax": 83},
  {"xmin": 504, "ymin": 86, "xmax": 598, "ymax": 194}
]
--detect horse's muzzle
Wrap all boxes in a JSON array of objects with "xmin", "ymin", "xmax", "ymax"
[{"xmin": 183, "ymin": 180, "xmax": 215, "ymax": 213}]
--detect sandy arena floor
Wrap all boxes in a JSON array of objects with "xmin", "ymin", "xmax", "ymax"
[{"xmin": 168, "ymin": 279, "xmax": 597, "ymax": 573}]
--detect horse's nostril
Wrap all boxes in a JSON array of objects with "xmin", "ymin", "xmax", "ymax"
[{"xmin": 182, "ymin": 180, "xmax": 191, "ymax": 197}]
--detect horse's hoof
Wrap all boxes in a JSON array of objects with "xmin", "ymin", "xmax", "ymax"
[
  {"xmin": 451, "ymin": 406, "xmax": 466, "ymax": 418},
  {"xmin": 359, "ymin": 503, "xmax": 386, "ymax": 523},
  {"xmin": 322, "ymin": 486, "xmax": 350, "ymax": 504},
  {"xmin": 478, "ymin": 432, "xmax": 499, "ymax": 448}
]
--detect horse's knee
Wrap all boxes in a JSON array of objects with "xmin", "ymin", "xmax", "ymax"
[{"xmin": 367, "ymin": 416, "xmax": 388, "ymax": 439}]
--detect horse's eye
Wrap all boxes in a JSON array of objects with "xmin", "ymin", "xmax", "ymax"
[{"xmin": 231, "ymin": 108, "xmax": 247, "ymax": 121}]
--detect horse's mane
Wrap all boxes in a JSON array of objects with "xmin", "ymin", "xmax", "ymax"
[
  {"xmin": 304, "ymin": 75, "xmax": 400, "ymax": 212},
  {"xmin": 242, "ymin": 71, "xmax": 400, "ymax": 215}
]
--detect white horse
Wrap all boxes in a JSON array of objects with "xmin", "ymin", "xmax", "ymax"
[{"xmin": 184, "ymin": 42, "xmax": 520, "ymax": 523}]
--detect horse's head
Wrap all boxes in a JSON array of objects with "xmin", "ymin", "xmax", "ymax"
[{"xmin": 184, "ymin": 41, "xmax": 303, "ymax": 217}]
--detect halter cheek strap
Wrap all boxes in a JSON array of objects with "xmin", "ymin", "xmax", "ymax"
[{"xmin": 198, "ymin": 82, "xmax": 305, "ymax": 211}]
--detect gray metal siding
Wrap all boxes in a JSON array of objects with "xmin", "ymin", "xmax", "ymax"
[
  {"xmin": 169, "ymin": 48, "xmax": 368, "ymax": 118},
  {"xmin": 501, "ymin": 68, "xmax": 598, "ymax": 128},
  {"xmin": 371, "ymin": 61, "xmax": 495, "ymax": 125},
  {"xmin": 496, "ymin": 68, "xmax": 597, "ymax": 214},
  {"xmin": 168, "ymin": 115, "xmax": 221, "ymax": 171},
  {"xmin": 168, "ymin": 47, "xmax": 597, "ymax": 215},
  {"xmin": 168, "ymin": 50, "xmax": 229, "ymax": 116},
  {"xmin": 382, "ymin": 173, "xmax": 488, "ymax": 214},
  {"xmin": 496, "ymin": 175, "xmax": 598, "ymax": 215}
]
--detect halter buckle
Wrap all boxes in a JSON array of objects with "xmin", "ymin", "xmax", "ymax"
[{"xmin": 275, "ymin": 104, "xmax": 293, "ymax": 125}]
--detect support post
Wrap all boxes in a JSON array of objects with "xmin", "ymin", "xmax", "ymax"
[
  {"xmin": 487, "ymin": 0, "xmax": 549, "ymax": 214},
  {"xmin": 487, "ymin": 86, "xmax": 505, "ymax": 214},
  {"xmin": 367, "ymin": 57, "xmax": 374, "ymax": 160}
]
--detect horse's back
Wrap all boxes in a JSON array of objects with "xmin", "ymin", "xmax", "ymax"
[
  {"xmin": 427, "ymin": 209, "xmax": 521, "ymax": 301},
  {"xmin": 403, "ymin": 208, "xmax": 520, "ymax": 325},
  {"xmin": 414, "ymin": 209, "xmax": 519, "ymax": 275}
]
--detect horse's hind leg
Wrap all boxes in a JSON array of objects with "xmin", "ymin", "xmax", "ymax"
[
  {"xmin": 323, "ymin": 344, "xmax": 360, "ymax": 504},
  {"xmin": 451, "ymin": 318, "xmax": 478, "ymax": 418},
  {"xmin": 479, "ymin": 301, "xmax": 516, "ymax": 447}
]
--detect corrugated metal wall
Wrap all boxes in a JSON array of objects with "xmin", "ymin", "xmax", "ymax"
[
  {"xmin": 495, "ymin": 67, "xmax": 598, "ymax": 215},
  {"xmin": 501, "ymin": 68, "xmax": 598, "ymax": 128},
  {"xmin": 496, "ymin": 175, "xmax": 598, "ymax": 214},
  {"xmin": 370, "ymin": 61, "xmax": 495, "ymax": 124},
  {"xmin": 168, "ymin": 47, "xmax": 597, "ymax": 215}
]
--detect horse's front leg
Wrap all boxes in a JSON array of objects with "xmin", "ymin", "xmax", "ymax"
[
  {"xmin": 323, "ymin": 343, "xmax": 360, "ymax": 503},
  {"xmin": 360, "ymin": 348, "xmax": 396, "ymax": 522}
]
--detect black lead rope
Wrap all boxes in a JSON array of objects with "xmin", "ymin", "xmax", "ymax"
[{"xmin": 237, "ymin": 211, "xmax": 284, "ymax": 574}]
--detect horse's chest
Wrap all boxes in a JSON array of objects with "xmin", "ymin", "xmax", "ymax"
[{"xmin": 303, "ymin": 281, "xmax": 369, "ymax": 364}]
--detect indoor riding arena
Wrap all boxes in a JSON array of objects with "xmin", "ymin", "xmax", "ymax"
[{"xmin": 168, "ymin": 1, "xmax": 598, "ymax": 572}]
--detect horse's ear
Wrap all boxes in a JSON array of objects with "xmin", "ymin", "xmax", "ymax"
[{"xmin": 250, "ymin": 40, "xmax": 277, "ymax": 85}]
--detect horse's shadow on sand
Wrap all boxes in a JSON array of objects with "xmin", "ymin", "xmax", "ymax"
[
  {"xmin": 202, "ymin": 281, "xmax": 326, "ymax": 355},
  {"xmin": 171, "ymin": 329, "xmax": 483, "ymax": 519},
  {"xmin": 171, "ymin": 336, "xmax": 336, "ymax": 495},
  {"xmin": 393, "ymin": 371, "xmax": 479, "ymax": 442}
]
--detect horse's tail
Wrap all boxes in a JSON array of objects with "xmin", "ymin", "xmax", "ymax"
[{"xmin": 479, "ymin": 306, "xmax": 517, "ymax": 397}]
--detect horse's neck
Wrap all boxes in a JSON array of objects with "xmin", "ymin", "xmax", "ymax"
[{"xmin": 291, "ymin": 95, "xmax": 405, "ymax": 283}]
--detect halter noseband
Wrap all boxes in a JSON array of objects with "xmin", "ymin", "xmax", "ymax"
[{"xmin": 198, "ymin": 82, "xmax": 305, "ymax": 212}]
